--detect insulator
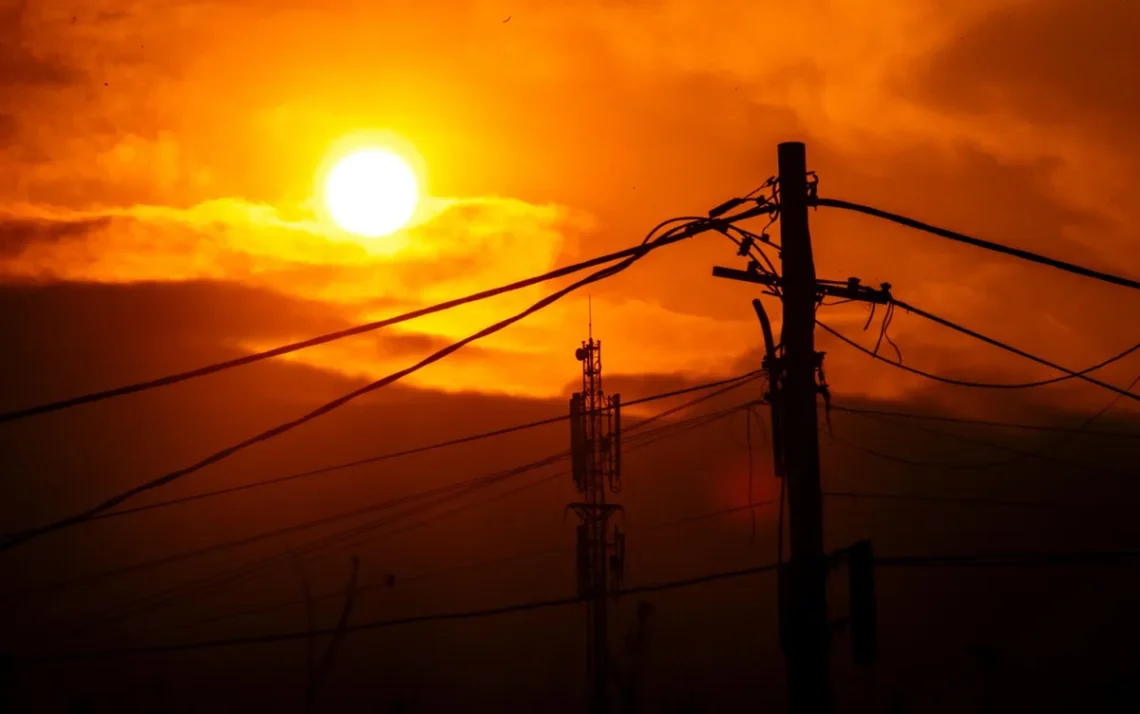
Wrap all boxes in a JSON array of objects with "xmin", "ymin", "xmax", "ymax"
[
  {"xmin": 708, "ymin": 196, "xmax": 745, "ymax": 219},
  {"xmin": 736, "ymin": 235, "xmax": 755, "ymax": 257}
]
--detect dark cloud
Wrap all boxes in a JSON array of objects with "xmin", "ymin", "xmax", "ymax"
[
  {"xmin": 0, "ymin": 279, "xmax": 353, "ymax": 413},
  {"xmin": 907, "ymin": 0, "xmax": 1140, "ymax": 142},
  {"xmin": 4, "ymin": 373, "xmax": 1140, "ymax": 711},
  {"xmin": 3, "ymin": 1, "xmax": 1140, "ymax": 709},
  {"xmin": 581, "ymin": 370, "xmax": 751, "ymax": 404},
  {"xmin": 0, "ymin": 216, "xmax": 111, "ymax": 258},
  {"xmin": 373, "ymin": 331, "xmax": 451, "ymax": 357},
  {"xmin": 0, "ymin": 277, "xmax": 1137, "ymax": 714},
  {"xmin": 0, "ymin": 0, "xmax": 83, "ymax": 90}
]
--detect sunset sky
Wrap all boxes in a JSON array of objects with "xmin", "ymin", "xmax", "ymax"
[
  {"xmin": 3, "ymin": 1, "xmax": 1140, "ymax": 710},
  {"xmin": 3, "ymin": 0, "xmax": 1138, "ymax": 404}
]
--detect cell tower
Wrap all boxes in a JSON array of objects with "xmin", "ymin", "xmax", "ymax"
[{"xmin": 568, "ymin": 326, "xmax": 625, "ymax": 714}]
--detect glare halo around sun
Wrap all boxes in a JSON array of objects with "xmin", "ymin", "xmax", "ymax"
[{"xmin": 323, "ymin": 149, "xmax": 419, "ymax": 238}]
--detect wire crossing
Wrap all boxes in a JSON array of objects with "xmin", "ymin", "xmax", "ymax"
[
  {"xmin": 62, "ymin": 371, "xmax": 763, "ymax": 525},
  {"xmin": 49, "ymin": 399, "xmax": 761, "ymax": 635},
  {"xmin": 19, "ymin": 547, "xmax": 1140, "ymax": 665},
  {"xmin": 0, "ymin": 211, "xmax": 775, "ymax": 552}
]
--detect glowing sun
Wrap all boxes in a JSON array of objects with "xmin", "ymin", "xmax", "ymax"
[{"xmin": 323, "ymin": 149, "xmax": 419, "ymax": 237}]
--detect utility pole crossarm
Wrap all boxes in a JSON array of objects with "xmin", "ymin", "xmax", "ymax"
[{"xmin": 711, "ymin": 267, "xmax": 892, "ymax": 305}]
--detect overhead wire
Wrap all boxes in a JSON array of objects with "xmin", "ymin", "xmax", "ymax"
[
  {"xmin": 0, "ymin": 206, "xmax": 768, "ymax": 427},
  {"xmin": 59, "ymin": 395, "xmax": 764, "ymax": 634},
  {"xmin": 54, "ymin": 370, "xmax": 763, "ymax": 526},
  {"xmin": 2, "ymin": 216, "xmax": 763, "ymax": 552},
  {"xmin": 826, "ymin": 405, "xmax": 1132, "ymax": 479},
  {"xmin": 59, "ymin": 407, "xmax": 746, "ymax": 633},
  {"xmin": 891, "ymin": 298, "xmax": 1140, "ymax": 405},
  {"xmin": 942, "ymin": 371, "xmax": 1140, "ymax": 474},
  {"xmin": 7, "ymin": 454, "xmax": 569, "ymax": 600},
  {"xmin": 823, "ymin": 489, "xmax": 1140, "ymax": 510},
  {"xmin": 16, "ymin": 559, "xmax": 785, "ymax": 665},
  {"xmin": 827, "ymin": 405, "xmax": 1140, "ymax": 439},
  {"xmin": 875, "ymin": 549, "xmax": 1140, "ymax": 568},
  {"xmin": 61, "ymin": 406, "xmax": 754, "ymax": 640},
  {"xmin": 824, "ymin": 430, "xmax": 1019, "ymax": 471},
  {"xmin": 312, "ymin": 402, "xmax": 755, "ymax": 566},
  {"xmin": 180, "ymin": 493, "xmax": 782, "ymax": 632},
  {"xmin": 27, "ymin": 545, "xmax": 1140, "ymax": 664},
  {"xmin": 68, "ymin": 474, "xmax": 565, "ymax": 637},
  {"xmin": 816, "ymin": 320, "xmax": 1140, "ymax": 390},
  {"xmin": 811, "ymin": 197, "xmax": 1140, "ymax": 292}
]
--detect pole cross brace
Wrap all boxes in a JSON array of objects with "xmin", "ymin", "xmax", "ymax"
[
  {"xmin": 711, "ymin": 267, "xmax": 893, "ymax": 305},
  {"xmin": 565, "ymin": 503, "xmax": 624, "ymax": 523}
]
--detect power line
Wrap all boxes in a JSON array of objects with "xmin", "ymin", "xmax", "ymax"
[
  {"xmin": 45, "ymin": 388, "xmax": 764, "ymax": 624},
  {"xmin": 6, "ymin": 455, "xmax": 568, "ymax": 600},
  {"xmin": 23, "ymin": 545, "xmax": 1140, "ymax": 664},
  {"xmin": 113, "ymin": 405, "xmax": 765, "ymax": 640},
  {"xmin": 15, "ymin": 560, "xmax": 783, "ymax": 664},
  {"xmin": 811, "ymin": 197, "xmax": 1140, "ymax": 292},
  {"xmin": 46, "ymin": 407, "xmax": 764, "ymax": 647},
  {"xmin": 179, "ymin": 499, "xmax": 781, "ymax": 633},
  {"xmin": 824, "ymin": 490, "xmax": 1137, "ymax": 510},
  {"xmin": 816, "ymin": 320, "xmax": 1140, "ymax": 390},
  {"xmin": 59, "ymin": 400, "xmax": 760, "ymax": 634},
  {"xmin": 823, "ymin": 431, "xmax": 1022, "ymax": 471},
  {"xmin": 875, "ymin": 550, "xmax": 1140, "ymax": 568},
  {"xmin": 891, "ymin": 298, "xmax": 1140, "ymax": 405},
  {"xmin": 828, "ymin": 405, "xmax": 1140, "ymax": 439},
  {"xmin": 0, "ymin": 220, "xmax": 733, "ymax": 552},
  {"xmin": 71, "ymin": 371, "xmax": 762, "ymax": 524},
  {"xmin": 826, "ymin": 408, "xmax": 1131, "ymax": 479},
  {"xmin": 68, "ymin": 475, "xmax": 564, "ymax": 638},
  {"xmin": 0, "ymin": 207, "xmax": 771, "ymax": 427},
  {"xmin": 301, "ymin": 404, "xmax": 753, "ymax": 569}
]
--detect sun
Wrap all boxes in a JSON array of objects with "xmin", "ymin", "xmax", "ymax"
[{"xmin": 323, "ymin": 149, "xmax": 419, "ymax": 238}]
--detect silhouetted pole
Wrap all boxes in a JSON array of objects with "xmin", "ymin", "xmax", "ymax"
[
  {"xmin": 569, "ymin": 332, "xmax": 624, "ymax": 714},
  {"xmin": 777, "ymin": 141, "xmax": 831, "ymax": 713}
]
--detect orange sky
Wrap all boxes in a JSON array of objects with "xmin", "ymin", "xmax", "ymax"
[
  {"xmin": 6, "ymin": 5, "xmax": 1140, "ymax": 706},
  {"xmin": 2, "ymin": 0, "xmax": 1139, "ymax": 409}
]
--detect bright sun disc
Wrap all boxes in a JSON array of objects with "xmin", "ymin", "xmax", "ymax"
[{"xmin": 324, "ymin": 149, "xmax": 419, "ymax": 237}]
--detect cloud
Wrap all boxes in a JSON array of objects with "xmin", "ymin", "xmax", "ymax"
[
  {"xmin": 0, "ymin": 192, "xmax": 757, "ymax": 396},
  {"xmin": 0, "ymin": 194, "xmax": 574, "ymax": 299},
  {"xmin": 0, "ymin": 1, "xmax": 83, "ymax": 90},
  {"xmin": 2, "ymin": 0, "xmax": 1138, "ymax": 407},
  {"xmin": 909, "ymin": 0, "xmax": 1140, "ymax": 146},
  {"xmin": 0, "ymin": 216, "xmax": 111, "ymax": 258}
]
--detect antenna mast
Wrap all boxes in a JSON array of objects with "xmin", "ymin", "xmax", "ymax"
[{"xmin": 568, "ymin": 322, "xmax": 624, "ymax": 714}]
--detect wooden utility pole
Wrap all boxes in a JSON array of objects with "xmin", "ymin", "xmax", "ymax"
[
  {"xmin": 776, "ymin": 141, "xmax": 830, "ymax": 713},
  {"xmin": 713, "ymin": 143, "xmax": 892, "ymax": 712}
]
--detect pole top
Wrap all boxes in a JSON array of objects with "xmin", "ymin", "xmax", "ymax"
[{"xmin": 778, "ymin": 142, "xmax": 807, "ymax": 163}]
